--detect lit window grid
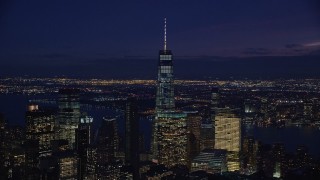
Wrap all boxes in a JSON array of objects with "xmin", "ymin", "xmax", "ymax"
[
  {"xmin": 26, "ymin": 114, "xmax": 55, "ymax": 155},
  {"xmin": 214, "ymin": 114, "xmax": 241, "ymax": 152},
  {"xmin": 156, "ymin": 116, "xmax": 188, "ymax": 167},
  {"xmin": 160, "ymin": 66, "xmax": 173, "ymax": 73},
  {"xmin": 59, "ymin": 156, "xmax": 78, "ymax": 179},
  {"xmin": 160, "ymin": 55, "xmax": 172, "ymax": 60}
]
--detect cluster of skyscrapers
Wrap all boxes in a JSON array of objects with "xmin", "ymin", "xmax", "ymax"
[
  {"xmin": 1, "ymin": 18, "xmax": 319, "ymax": 179},
  {"xmin": 0, "ymin": 89, "xmax": 143, "ymax": 179},
  {"xmin": 151, "ymin": 18, "xmax": 241, "ymax": 174}
]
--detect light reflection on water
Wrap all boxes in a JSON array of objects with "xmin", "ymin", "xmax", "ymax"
[
  {"xmin": 0, "ymin": 94, "xmax": 319, "ymax": 155},
  {"xmin": 246, "ymin": 125, "xmax": 320, "ymax": 156},
  {"xmin": 0, "ymin": 94, "xmax": 152, "ymax": 150}
]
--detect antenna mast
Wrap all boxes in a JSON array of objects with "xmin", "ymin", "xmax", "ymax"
[{"xmin": 164, "ymin": 17, "xmax": 167, "ymax": 51}]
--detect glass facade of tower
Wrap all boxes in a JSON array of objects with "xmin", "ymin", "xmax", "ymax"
[
  {"xmin": 95, "ymin": 117, "xmax": 120, "ymax": 179},
  {"xmin": 125, "ymin": 98, "xmax": 140, "ymax": 179},
  {"xmin": 96, "ymin": 117, "xmax": 119, "ymax": 164},
  {"xmin": 75, "ymin": 115, "xmax": 93, "ymax": 180},
  {"xmin": 152, "ymin": 19, "xmax": 188, "ymax": 168},
  {"xmin": 56, "ymin": 89, "xmax": 81, "ymax": 150},
  {"xmin": 156, "ymin": 50, "xmax": 175, "ymax": 114},
  {"xmin": 187, "ymin": 112, "xmax": 202, "ymax": 160}
]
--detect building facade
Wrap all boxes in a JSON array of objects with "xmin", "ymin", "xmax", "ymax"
[
  {"xmin": 214, "ymin": 108, "xmax": 241, "ymax": 171},
  {"xmin": 155, "ymin": 112, "xmax": 188, "ymax": 167},
  {"xmin": 56, "ymin": 89, "xmax": 81, "ymax": 150},
  {"xmin": 75, "ymin": 115, "xmax": 93, "ymax": 180},
  {"xmin": 25, "ymin": 104, "xmax": 55, "ymax": 157},
  {"xmin": 152, "ymin": 19, "xmax": 188, "ymax": 167},
  {"xmin": 125, "ymin": 98, "xmax": 140, "ymax": 179},
  {"xmin": 155, "ymin": 18, "xmax": 175, "ymax": 115}
]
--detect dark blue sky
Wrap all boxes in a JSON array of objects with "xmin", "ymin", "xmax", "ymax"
[{"xmin": 1, "ymin": 0, "xmax": 320, "ymax": 78}]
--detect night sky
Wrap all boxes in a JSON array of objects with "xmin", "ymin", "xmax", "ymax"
[{"xmin": 1, "ymin": 0, "xmax": 320, "ymax": 78}]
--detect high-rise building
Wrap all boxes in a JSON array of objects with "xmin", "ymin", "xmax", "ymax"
[
  {"xmin": 200, "ymin": 124, "xmax": 215, "ymax": 151},
  {"xmin": 125, "ymin": 98, "xmax": 139, "ymax": 179},
  {"xmin": 24, "ymin": 139, "xmax": 40, "ymax": 180},
  {"xmin": 85, "ymin": 146, "xmax": 97, "ymax": 179},
  {"xmin": 55, "ymin": 151, "xmax": 78, "ymax": 179},
  {"xmin": 187, "ymin": 112, "xmax": 201, "ymax": 143},
  {"xmin": 24, "ymin": 104, "xmax": 56, "ymax": 179},
  {"xmin": 96, "ymin": 117, "xmax": 119, "ymax": 169},
  {"xmin": 152, "ymin": 18, "xmax": 188, "ymax": 167},
  {"xmin": 155, "ymin": 18, "xmax": 175, "ymax": 114},
  {"xmin": 75, "ymin": 115, "xmax": 93, "ymax": 180},
  {"xmin": 25, "ymin": 104, "xmax": 55, "ymax": 157},
  {"xmin": 271, "ymin": 143, "xmax": 286, "ymax": 178},
  {"xmin": 242, "ymin": 136, "xmax": 259, "ymax": 174},
  {"xmin": 155, "ymin": 112, "xmax": 188, "ymax": 167},
  {"xmin": 0, "ymin": 113, "xmax": 5, "ymax": 177},
  {"xmin": 186, "ymin": 112, "xmax": 202, "ymax": 161},
  {"xmin": 1, "ymin": 126, "xmax": 26, "ymax": 179},
  {"xmin": 56, "ymin": 89, "xmax": 81, "ymax": 150},
  {"xmin": 214, "ymin": 108, "xmax": 241, "ymax": 171},
  {"xmin": 210, "ymin": 88, "xmax": 219, "ymax": 146},
  {"xmin": 191, "ymin": 149, "xmax": 227, "ymax": 174},
  {"xmin": 0, "ymin": 113, "xmax": 5, "ymax": 143},
  {"xmin": 211, "ymin": 88, "xmax": 220, "ymax": 115}
]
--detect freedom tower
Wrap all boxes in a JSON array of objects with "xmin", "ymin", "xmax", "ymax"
[
  {"xmin": 155, "ymin": 18, "xmax": 175, "ymax": 114},
  {"xmin": 152, "ymin": 18, "xmax": 188, "ymax": 167}
]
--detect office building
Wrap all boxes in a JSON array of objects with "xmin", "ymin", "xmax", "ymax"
[
  {"xmin": 242, "ymin": 136, "xmax": 259, "ymax": 174},
  {"xmin": 0, "ymin": 113, "xmax": 5, "ymax": 144},
  {"xmin": 211, "ymin": 87, "xmax": 220, "ymax": 118},
  {"xmin": 25, "ymin": 104, "xmax": 56, "ymax": 179},
  {"xmin": 125, "ymin": 98, "xmax": 139, "ymax": 179},
  {"xmin": 55, "ymin": 151, "xmax": 78, "ymax": 180},
  {"xmin": 200, "ymin": 124, "xmax": 215, "ymax": 151},
  {"xmin": 25, "ymin": 104, "xmax": 55, "ymax": 157},
  {"xmin": 155, "ymin": 112, "xmax": 188, "ymax": 167},
  {"xmin": 96, "ymin": 117, "xmax": 119, "ymax": 164},
  {"xmin": 214, "ymin": 108, "xmax": 241, "ymax": 171},
  {"xmin": 24, "ymin": 139, "xmax": 40, "ymax": 180},
  {"xmin": 75, "ymin": 115, "xmax": 93, "ymax": 180},
  {"xmin": 56, "ymin": 89, "xmax": 81, "ymax": 150},
  {"xmin": 191, "ymin": 149, "xmax": 227, "ymax": 174},
  {"xmin": 152, "ymin": 18, "xmax": 188, "ymax": 168},
  {"xmin": 85, "ymin": 146, "xmax": 97, "ymax": 179},
  {"xmin": 0, "ymin": 113, "xmax": 5, "ymax": 178},
  {"xmin": 155, "ymin": 18, "xmax": 175, "ymax": 114},
  {"xmin": 186, "ymin": 112, "xmax": 201, "ymax": 141},
  {"xmin": 186, "ymin": 112, "xmax": 202, "ymax": 161}
]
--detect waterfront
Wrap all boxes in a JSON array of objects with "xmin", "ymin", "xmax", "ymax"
[
  {"xmin": 247, "ymin": 126, "xmax": 320, "ymax": 157},
  {"xmin": 1, "ymin": 94, "xmax": 320, "ymax": 157}
]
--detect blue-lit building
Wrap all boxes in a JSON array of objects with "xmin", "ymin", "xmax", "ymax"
[
  {"xmin": 56, "ymin": 89, "xmax": 81, "ymax": 150},
  {"xmin": 152, "ymin": 18, "xmax": 188, "ymax": 167},
  {"xmin": 155, "ymin": 19, "xmax": 175, "ymax": 114}
]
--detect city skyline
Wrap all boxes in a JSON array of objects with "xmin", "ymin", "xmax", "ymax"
[
  {"xmin": 1, "ymin": 1, "xmax": 320, "ymax": 179},
  {"xmin": 1, "ymin": 76, "xmax": 320, "ymax": 178}
]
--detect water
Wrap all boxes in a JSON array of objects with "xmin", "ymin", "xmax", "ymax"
[
  {"xmin": 0, "ymin": 94, "xmax": 151, "ymax": 149},
  {"xmin": 246, "ymin": 126, "xmax": 320, "ymax": 157},
  {"xmin": 0, "ymin": 94, "xmax": 38, "ymax": 126},
  {"xmin": 1, "ymin": 94, "xmax": 319, "ymax": 155}
]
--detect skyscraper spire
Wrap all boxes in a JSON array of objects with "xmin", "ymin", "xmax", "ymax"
[
  {"xmin": 153, "ymin": 18, "xmax": 188, "ymax": 168},
  {"xmin": 164, "ymin": 17, "xmax": 167, "ymax": 51}
]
